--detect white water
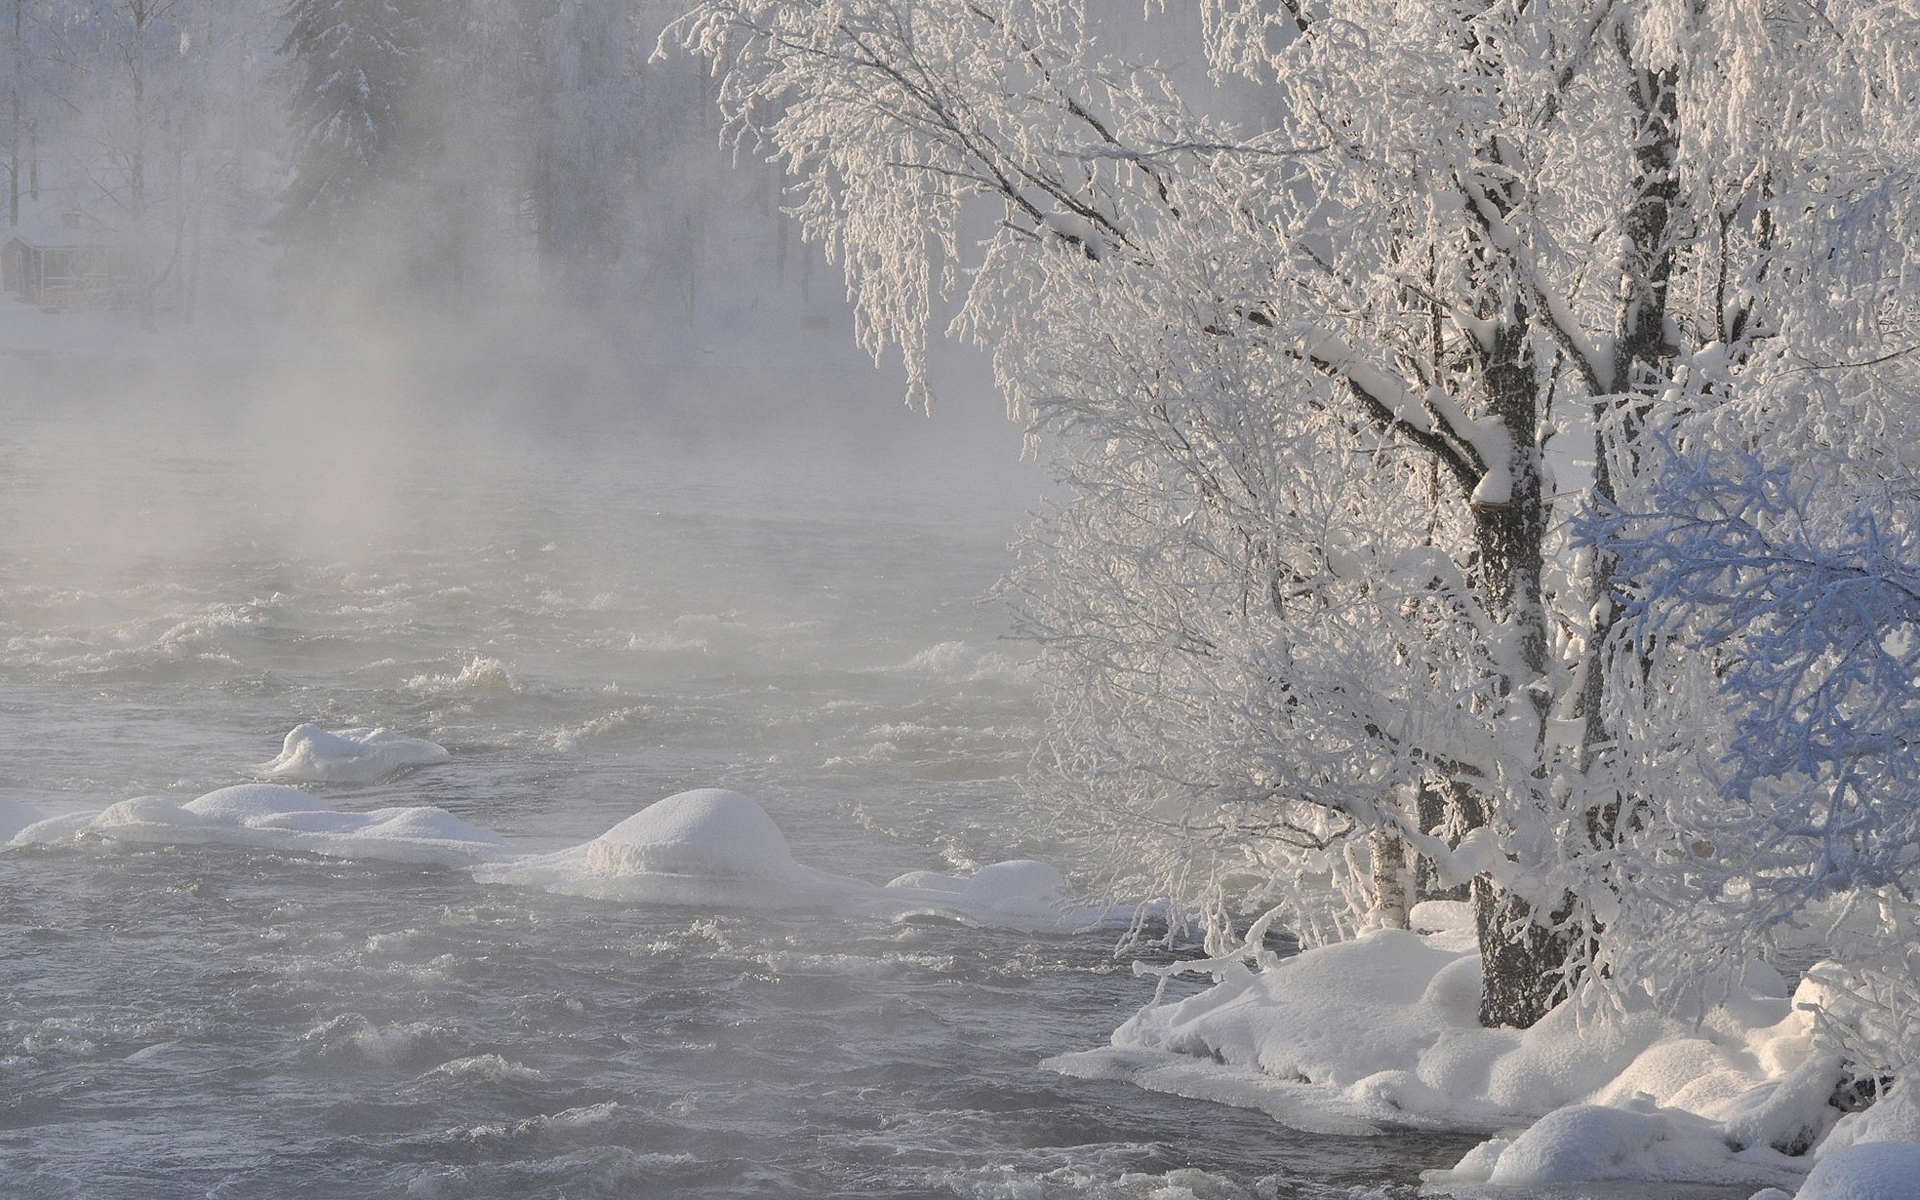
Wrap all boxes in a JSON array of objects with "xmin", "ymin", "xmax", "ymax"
[{"xmin": 0, "ymin": 366, "xmax": 1488, "ymax": 1198}]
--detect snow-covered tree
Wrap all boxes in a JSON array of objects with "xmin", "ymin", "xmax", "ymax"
[
  {"xmin": 275, "ymin": 0, "xmax": 427, "ymax": 281},
  {"xmin": 1593, "ymin": 444, "xmax": 1920, "ymax": 1074},
  {"xmin": 677, "ymin": 0, "xmax": 1920, "ymax": 1030}
]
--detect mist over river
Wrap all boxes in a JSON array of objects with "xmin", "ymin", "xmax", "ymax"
[{"xmin": 0, "ymin": 362, "xmax": 1482, "ymax": 1198}]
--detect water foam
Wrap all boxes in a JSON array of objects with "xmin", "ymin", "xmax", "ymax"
[
  {"xmin": 405, "ymin": 656, "xmax": 523, "ymax": 698},
  {"xmin": 421, "ymin": 1054, "xmax": 550, "ymax": 1085}
]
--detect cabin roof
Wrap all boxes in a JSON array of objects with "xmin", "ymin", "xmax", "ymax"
[{"xmin": 3, "ymin": 198, "xmax": 126, "ymax": 249}]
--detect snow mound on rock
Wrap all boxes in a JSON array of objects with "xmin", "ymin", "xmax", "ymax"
[
  {"xmin": 881, "ymin": 859, "xmax": 1076, "ymax": 928},
  {"xmin": 9, "ymin": 778, "xmax": 1117, "ymax": 933},
  {"xmin": 261, "ymin": 724, "xmax": 450, "ymax": 784},
  {"xmin": 10, "ymin": 809, "xmax": 103, "ymax": 846},
  {"xmin": 475, "ymin": 789, "xmax": 1118, "ymax": 930},
  {"xmin": 1476, "ymin": 1098, "xmax": 1790, "ymax": 1188},
  {"xmin": 877, "ymin": 858, "xmax": 1150, "ymax": 933},
  {"xmin": 19, "ymin": 783, "xmax": 515, "ymax": 866},
  {"xmin": 474, "ymin": 789, "xmax": 864, "ymax": 907},
  {"xmin": 589, "ymin": 788, "xmax": 800, "ymax": 878}
]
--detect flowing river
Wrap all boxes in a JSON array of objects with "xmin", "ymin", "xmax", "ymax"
[{"xmin": 0, "ymin": 362, "xmax": 1486, "ymax": 1198}]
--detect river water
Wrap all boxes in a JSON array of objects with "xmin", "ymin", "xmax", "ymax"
[{"xmin": 0, "ymin": 362, "xmax": 1484, "ymax": 1198}]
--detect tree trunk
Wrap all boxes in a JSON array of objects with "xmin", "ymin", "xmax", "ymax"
[
  {"xmin": 1582, "ymin": 59, "xmax": 1680, "ymax": 846},
  {"xmin": 1469, "ymin": 313, "xmax": 1582, "ymax": 1028},
  {"xmin": 9, "ymin": 0, "xmax": 20, "ymax": 228},
  {"xmin": 1370, "ymin": 827, "xmax": 1410, "ymax": 929},
  {"xmin": 1473, "ymin": 879, "xmax": 1581, "ymax": 1027},
  {"xmin": 1414, "ymin": 777, "xmax": 1471, "ymax": 902}
]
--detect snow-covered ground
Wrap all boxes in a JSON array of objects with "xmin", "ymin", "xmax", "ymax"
[{"xmin": 1048, "ymin": 902, "xmax": 1920, "ymax": 1198}]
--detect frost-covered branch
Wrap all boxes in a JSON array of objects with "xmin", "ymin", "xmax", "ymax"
[{"xmin": 1593, "ymin": 447, "xmax": 1920, "ymax": 917}]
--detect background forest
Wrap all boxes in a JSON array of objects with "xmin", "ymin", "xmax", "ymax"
[{"xmin": 0, "ymin": 0, "xmax": 813, "ymax": 334}]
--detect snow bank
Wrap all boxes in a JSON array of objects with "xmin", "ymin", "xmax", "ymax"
[
  {"xmin": 1048, "ymin": 926, "xmax": 1920, "ymax": 1195},
  {"xmin": 11, "ymin": 783, "xmax": 517, "ymax": 866},
  {"xmin": 1795, "ymin": 1141, "xmax": 1920, "ymax": 1200},
  {"xmin": 260, "ymin": 724, "xmax": 449, "ymax": 783}
]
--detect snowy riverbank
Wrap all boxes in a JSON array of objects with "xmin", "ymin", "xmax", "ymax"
[{"xmin": 1050, "ymin": 903, "xmax": 1920, "ymax": 1198}]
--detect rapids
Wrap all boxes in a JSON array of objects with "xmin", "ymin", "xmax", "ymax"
[{"xmin": 1, "ymin": 368, "xmax": 1484, "ymax": 1198}]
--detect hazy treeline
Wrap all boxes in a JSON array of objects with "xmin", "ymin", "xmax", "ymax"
[{"xmin": 1, "ymin": 0, "xmax": 799, "ymax": 322}]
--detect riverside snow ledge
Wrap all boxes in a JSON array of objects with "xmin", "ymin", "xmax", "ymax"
[{"xmin": 1045, "ymin": 906, "xmax": 1920, "ymax": 1197}]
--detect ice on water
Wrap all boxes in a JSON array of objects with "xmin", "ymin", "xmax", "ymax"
[
  {"xmin": 6, "ymin": 765, "xmax": 1907, "ymax": 1197},
  {"xmin": 479, "ymin": 788, "xmax": 1111, "ymax": 930},
  {"xmin": 0, "ymin": 795, "xmax": 44, "ymax": 842},
  {"xmin": 880, "ymin": 858, "xmax": 1126, "ymax": 933}
]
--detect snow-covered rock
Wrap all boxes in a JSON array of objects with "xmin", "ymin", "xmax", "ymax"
[
  {"xmin": 587, "ymin": 788, "xmax": 805, "ymax": 879},
  {"xmin": 474, "ymin": 788, "xmax": 1124, "ymax": 931},
  {"xmin": 260, "ymin": 723, "xmax": 449, "ymax": 783},
  {"xmin": 11, "ymin": 778, "xmax": 1118, "ymax": 933},
  {"xmin": 16, "ymin": 783, "xmax": 515, "ymax": 866},
  {"xmin": 473, "ymin": 788, "xmax": 867, "ymax": 907},
  {"xmin": 880, "ymin": 858, "xmax": 1102, "ymax": 931},
  {"xmin": 1816, "ymin": 1079, "xmax": 1920, "ymax": 1161},
  {"xmin": 11, "ymin": 809, "xmax": 103, "ymax": 845}
]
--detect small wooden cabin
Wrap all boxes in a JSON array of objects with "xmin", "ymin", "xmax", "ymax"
[{"xmin": 1, "ymin": 207, "xmax": 137, "ymax": 311}]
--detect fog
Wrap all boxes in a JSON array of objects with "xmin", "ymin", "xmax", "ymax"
[
  {"xmin": 4, "ymin": 322, "xmax": 1039, "ymax": 576},
  {"xmin": 1, "ymin": 0, "xmax": 1042, "ymax": 562}
]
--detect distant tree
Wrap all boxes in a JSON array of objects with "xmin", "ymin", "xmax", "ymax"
[
  {"xmin": 11, "ymin": 0, "xmax": 279, "ymax": 319},
  {"xmin": 527, "ymin": 0, "xmax": 637, "ymax": 276},
  {"xmin": 679, "ymin": 0, "xmax": 1920, "ymax": 1033},
  {"xmin": 275, "ymin": 0, "xmax": 425, "ymax": 283},
  {"xmin": 6, "ymin": 0, "xmax": 35, "ymax": 227}
]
